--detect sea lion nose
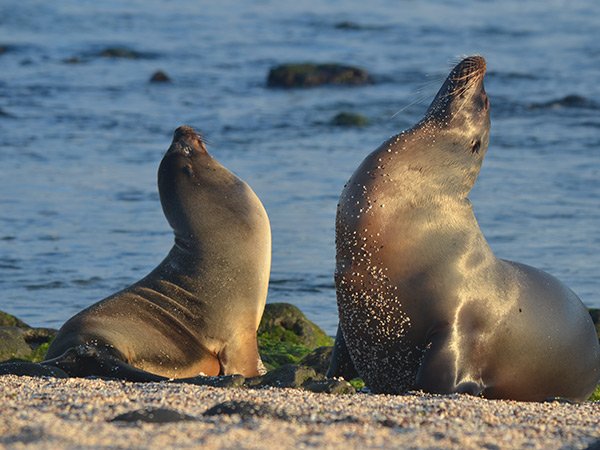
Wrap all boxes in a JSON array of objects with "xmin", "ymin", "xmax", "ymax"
[
  {"xmin": 168, "ymin": 125, "xmax": 206, "ymax": 155},
  {"xmin": 452, "ymin": 56, "xmax": 487, "ymax": 83},
  {"xmin": 458, "ymin": 56, "xmax": 486, "ymax": 73},
  {"xmin": 172, "ymin": 125, "xmax": 198, "ymax": 143}
]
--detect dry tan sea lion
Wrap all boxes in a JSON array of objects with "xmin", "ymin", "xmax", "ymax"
[
  {"xmin": 328, "ymin": 56, "xmax": 600, "ymax": 401},
  {"xmin": 40, "ymin": 126, "xmax": 271, "ymax": 381}
]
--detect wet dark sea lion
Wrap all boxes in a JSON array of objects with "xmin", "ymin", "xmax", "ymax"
[
  {"xmin": 39, "ymin": 126, "xmax": 271, "ymax": 381},
  {"xmin": 328, "ymin": 56, "xmax": 600, "ymax": 401}
]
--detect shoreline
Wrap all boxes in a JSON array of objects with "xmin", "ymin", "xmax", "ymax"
[{"xmin": 1, "ymin": 376, "xmax": 598, "ymax": 449}]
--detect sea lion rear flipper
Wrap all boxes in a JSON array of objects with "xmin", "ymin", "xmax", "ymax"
[
  {"xmin": 326, "ymin": 324, "xmax": 359, "ymax": 380},
  {"xmin": 42, "ymin": 345, "xmax": 167, "ymax": 382}
]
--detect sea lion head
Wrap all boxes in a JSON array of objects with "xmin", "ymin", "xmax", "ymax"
[
  {"xmin": 158, "ymin": 126, "xmax": 247, "ymax": 249},
  {"xmin": 402, "ymin": 56, "xmax": 490, "ymax": 196},
  {"xmin": 425, "ymin": 56, "xmax": 489, "ymax": 130}
]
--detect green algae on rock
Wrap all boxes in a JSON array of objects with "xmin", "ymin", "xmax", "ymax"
[
  {"xmin": 258, "ymin": 303, "xmax": 333, "ymax": 348},
  {"xmin": 330, "ymin": 112, "xmax": 369, "ymax": 127},
  {"xmin": 0, "ymin": 310, "xmax": 31, "ymax": 328},
  {"xmin": 257, "ymin": 303, "xmax": 333, "ymax": 370},
  {"xmin": 0, "ymin": 328, "xmax": 33, "ymax": 360},
  {"xmin": 589, "ymin": 384, "xmax": 600, "ymax": 401},
  {"xmin": 0, "ymin": 311, "xmax": 56, "ymax": 363}
]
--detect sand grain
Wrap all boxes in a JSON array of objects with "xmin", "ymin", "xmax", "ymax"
[{"xmin": 0, "ymin": 376, "xmax": 598, "ymax": 449}]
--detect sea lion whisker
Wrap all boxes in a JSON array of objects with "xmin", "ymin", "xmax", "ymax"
[
  {"xmin": 392, "ymin": 76, "xmax": 445, "ymax": 118},
  {"xmin": 391, "ymin": 93, "xmax": 432, "ymax": 118}
]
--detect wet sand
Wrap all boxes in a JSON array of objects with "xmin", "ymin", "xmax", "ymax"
[{"xmin": 0, "ymin": 376, "xmax": 598, "ymax": 449}]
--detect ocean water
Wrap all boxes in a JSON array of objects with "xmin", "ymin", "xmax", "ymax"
[{"xmin": 0, "ymin": 0, "xmax": 598, "ymax": 335}]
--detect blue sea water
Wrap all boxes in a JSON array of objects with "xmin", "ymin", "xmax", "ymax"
[{"xmin": 0, "ymin": 1, "xmax": 598, "ymax": 335}]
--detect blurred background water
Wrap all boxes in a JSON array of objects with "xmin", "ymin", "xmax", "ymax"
[{"xmin": 0, "ymin": 0, "xmax": 598, "ymax": 334}]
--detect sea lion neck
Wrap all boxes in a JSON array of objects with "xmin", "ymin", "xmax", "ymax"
[
  {"xmin": 364, "ymin": 128, "xmax": 482, "ymax": 200},
  {"xmin": 158, "ymin": 127, "xmax": 226, "ymax": 255}
]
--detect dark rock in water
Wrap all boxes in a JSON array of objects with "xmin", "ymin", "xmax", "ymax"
[
  {"xmin": 257, "ymin": 364, "xmax": 317, "ymax": 388},
  {"xmin": 0, "ymin": 360, "xmax": 68, "ymax": 378},
  {"xmin": 65, "ymin": 47, "xmax": 156, "ymax": 63},
  {"xmin": 267, "ymin": 63, "xmax": 372, "ymax": 88},
  {"xmin": 110, "ymin": 407, "xmax": 197, "ymax": 423},
  {"xmin": 176, "ymin": 374, "xmax": 245, "ymax": 388},
  {"xmin": 299, "ymin": 346, "xmax": 333, "ymax": 376},
  {"xmin": 330, "ymin": 112, "xmax": 369, "ymax": 127},
  {"xmin": 334, "ymin": 21, "xmax": 362, "ymax": 30},
  {"xmin": 149, "ymin": 70, "xmax": 171, "ymax": 83},
  {"xmin": 589, "ymin": 308, "xmax": 599, "ymax": 341},
  {"xmin": 0, "ymin": 328, "xmax": 33, "ymax": 360},
  {"xmin": 302, "ymin": 378, "xmax": 355, "ymax": 394},
  {"xmin": 97, "ymin": 47, "xmax": 147, "ymax": 59},
  {"xmin": 204, "ymin": 400, "xmax": 285, "ymax": 419},
  {"xmin": 0, "ymin": 310, "xmax": 31, "ymax": 328},
  {"xmin": 0, "ymin": 107, "xmax": 15, "ymax": 118},
  {"xmin": 63, "ymin": 56, "xmax": 83, "ymax": 64},
  {"xmin": 529, "ymin": 94, "xmax": 598, "ymax": 110}
]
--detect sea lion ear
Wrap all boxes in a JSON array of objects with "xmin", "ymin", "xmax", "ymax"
[{"xmin": 470, "ymin": 139, "xmax": 481, "ymax": 154}]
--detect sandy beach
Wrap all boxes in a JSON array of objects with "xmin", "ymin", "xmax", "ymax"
[{"xmin": 0, "ymin": 375, "xmax": 598, "ymax": 449}]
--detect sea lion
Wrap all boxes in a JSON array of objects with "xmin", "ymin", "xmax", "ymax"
[
  {"xmin": 328, "ymin": 56, "xmax": 600, "ymax": 401},
  {"xmin": 39, "ymin": 125, "xmax": 271, "ymax": 381}
]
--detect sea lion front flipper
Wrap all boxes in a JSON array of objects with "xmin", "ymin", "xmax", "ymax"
[
  {"xmin": 414, "ymin": 330, "xmax": 484, "ymax": 396},
  {"xmin": 42, "ymin": 345, "xmax": 167, "ymax": 382},
  {"xmin": 217, "ymin": 335, "xmax": 266, "ymax": 377},
  {"xmin": 0, "ymin": 360, "xmax": 69, "ymax": 378},
  {"xmin": 326, "ymin": 324, "xmax": 359, "ymax": 380}
]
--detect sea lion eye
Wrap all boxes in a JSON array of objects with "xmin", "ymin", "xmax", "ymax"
[
  {"xmin": 182, "ymin": 146, "xmax": 193, "ymax": 156},
  {"xmin": 471, "ymin": 139, "xmax": 481, "ymax": 154}
]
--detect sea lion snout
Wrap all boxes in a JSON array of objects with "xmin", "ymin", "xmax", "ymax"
[
  {"xmin": 173, "ymin": 125, "xmax": 199, "ymax": 141},
  {"xmin": 447, "ymin": 55, "xmax": 487, "ymax": 98},
  {"xmin": 168, "ymin": 125, "xmax": 207, "ymax": 156},
  {"xmin": 424, "ymin": 55, "xmax": 489, "ymax": 125},
  {"xmin": 452, "ymin": 55, "xmax": 486, "ymax": 80}
]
